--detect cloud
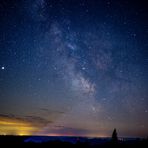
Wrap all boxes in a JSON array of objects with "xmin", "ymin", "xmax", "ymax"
[
  {"xmin": 0, "ymin": 113, "xmax": 17, "ymax": 119},
  {"xmin": 25, "ymin": 115, "xmax": 52, "ymax": 126},
  {"xmin": 0, "ymin": 114, "xmax": 39, "ymax": 135},
  {"xmin": 0, "ymin": 114, "xmax": 52, "ymax": 127},
  {"xmin": 39, "ymin": 125, "xmax": 92, "ymax": 136},
  {"xmin": 39, "ymin": 108, "xmax": 65, "ymax": 114}
]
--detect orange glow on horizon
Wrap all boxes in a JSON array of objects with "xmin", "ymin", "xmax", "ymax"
[
  {"xmin": 0, "ymin": 117, "xmax": 109, "ymax": 137},
  {"xmin": 0, "ymin": 117, "xmax": 39, "ymax": 135}
]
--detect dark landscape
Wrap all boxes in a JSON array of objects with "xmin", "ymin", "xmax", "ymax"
[{"xmin": 0, "ymin": 135, "xmax": 148, "ymax": 147}]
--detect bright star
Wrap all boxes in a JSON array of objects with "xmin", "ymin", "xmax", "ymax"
[{"xmin": 1, "ymin": 66, "xmax": 5, "ymax": 70}]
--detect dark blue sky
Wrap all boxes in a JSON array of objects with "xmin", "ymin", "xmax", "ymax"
[{"xmin": 0, "ymin": 0, "xmax": 148, "ymax": 137}]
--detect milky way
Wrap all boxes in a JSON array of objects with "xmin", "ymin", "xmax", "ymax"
[{"xmin": 0, "ymin": 0, "xmax": 147, "ymax": 137}]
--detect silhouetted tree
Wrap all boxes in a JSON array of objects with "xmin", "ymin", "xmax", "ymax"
[{"xmin": 111, "ymin": 128, "xmax": 118, "ymax": 143}]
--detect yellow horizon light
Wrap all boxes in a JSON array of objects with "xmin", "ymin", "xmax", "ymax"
[{"xmin": 0, "ymin": 117, "xmax": 39, "ymax": 135}]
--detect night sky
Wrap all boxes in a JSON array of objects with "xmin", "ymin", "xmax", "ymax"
[{"xmin": 0, "ymin": 0, "xmax": 148, "ymax": 137}]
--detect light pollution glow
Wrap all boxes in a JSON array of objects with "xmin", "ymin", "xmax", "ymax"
[
  {"xmin": 0, "ymin": 116, "xmax": 107, "ymax": 137},
  {"xmin": 0, "ymin": 117, "xmax": 39, "ymax": 135}
]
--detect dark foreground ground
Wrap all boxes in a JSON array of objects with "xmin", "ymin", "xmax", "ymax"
[{"xmin": 0, "ymin": 136, "xmax": 148, "ymax": 148}]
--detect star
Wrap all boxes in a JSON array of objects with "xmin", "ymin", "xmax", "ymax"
[
  {"xmin": 1, "ymin": 66, "xmax": 5, "ymax": 70},
  {"xmin": 82, "ymin": 67, "xmax": 86, "ymax": 70},
  {"xmin": 91, "ymin": 105, "xmax": 96, "ymax": 112}
]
